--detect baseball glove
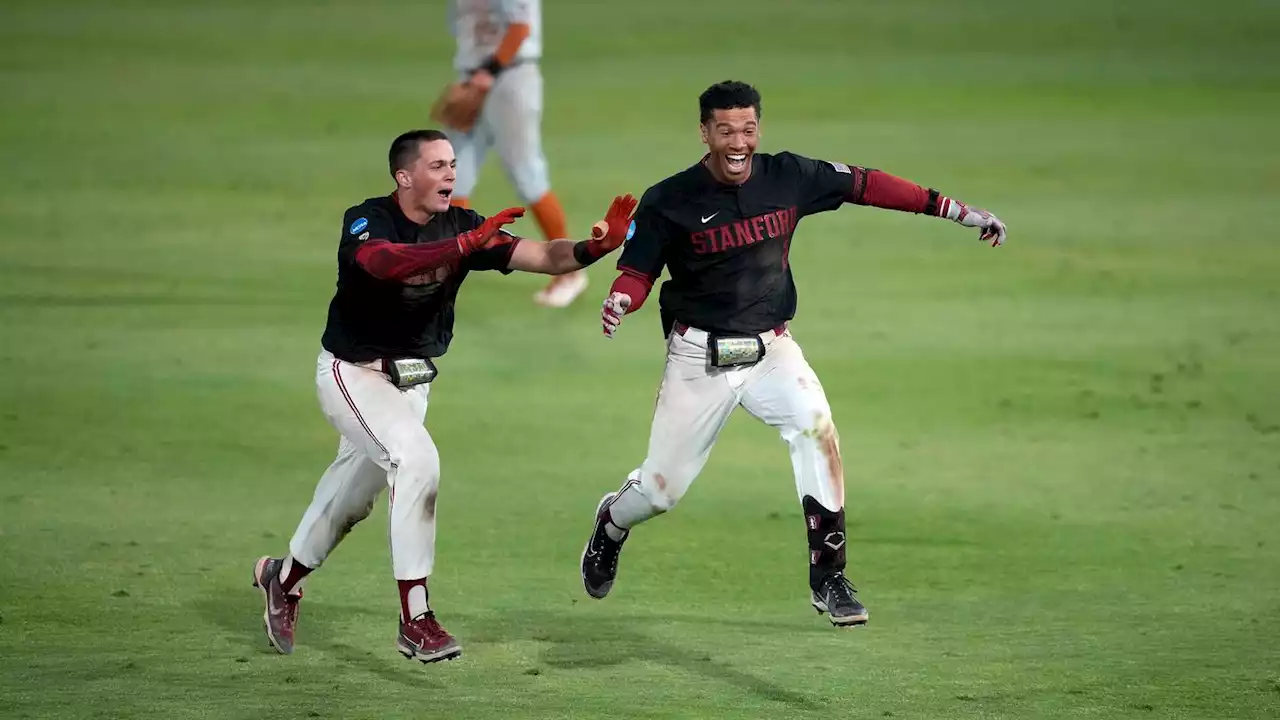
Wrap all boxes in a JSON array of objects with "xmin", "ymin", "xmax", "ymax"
[{"xmin": 430, "ymin": 82, "xmax": 486, "ymax": 133}]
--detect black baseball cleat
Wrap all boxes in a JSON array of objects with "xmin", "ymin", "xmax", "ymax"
[
  {"xmin": 581, "ymin": 492, "xmax": 628, "ymax": 599},
  {"xmin": 811, "ymin": 573, "xmax": 869, "ymax": 627}
]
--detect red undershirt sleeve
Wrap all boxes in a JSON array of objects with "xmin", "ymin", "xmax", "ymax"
[
  {"xmin": 354, "ymin": 240, "xmax": 462, "ymax": 282},
  {"xmin": 850, "ymin": 169, "xmax": 933, "ymax": 214}
]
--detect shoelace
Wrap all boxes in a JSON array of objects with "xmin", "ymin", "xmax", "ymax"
[
  {"xmin": 592, "ymin": 529, "xmax": 624, "ymax": 573},
  {"xmin": 281, "ymin": 593, "xmax": 301, "ymax": 625},
  {"xmin": 411, "ymin": 612, "xmax": 450, "ymax": 640},
  {"xmin": 823, "ymin": 574, "xmax": 857, "ymax": 607}
]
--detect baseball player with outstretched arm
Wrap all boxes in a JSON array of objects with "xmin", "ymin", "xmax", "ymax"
[
  {"xmin": 579, "ymin": 81, "xmax": 1007, "ymax": 627},
  {"xmin": 432, "ymin": 0, "xmax": 587, "ymax": 308},
  {"xmin": 252, "ymin": 129, "xmax": 636, "ymax": 664}
]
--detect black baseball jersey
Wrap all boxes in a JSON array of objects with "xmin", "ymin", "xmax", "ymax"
[
  {"xmin": 617, "ymin": 151, "xmax": 855, "ymax": 336},
  {"xmin": 320, "ymin": 194, "xmax": 516, "ymax": 362}
]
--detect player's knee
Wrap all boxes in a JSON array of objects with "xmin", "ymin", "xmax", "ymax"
[
  {"xmin": 390, "ymin": 441, "xmax": 441, "ymax": 484},
  {"xmin": 335, "ymin": 497, "xmax": 376, "ymax": 540},
  {"xmin": 388, "ymin": 443, "xmax": 441, "ymax": 525},
  {"xmin": 648, "ymin": 490, "xmax": 677, "ymax": 514},
  {"xmin": 642, "ymin": 469, "xmax": 688, "ymax": 513},
  {"xmin": 796, "ymin": 398, "xmax": 836, "ymax": 435},
  {"xmin": 349, "ymin": 496, "xmax": 377, "ymax": 523},
  {"xmin": 783, "ymin": 403, "xmax": 838, "ymax": 449},
  {"xmin": 508, "ymin": 158, "xmax": 550, "ymax": 204},
  {"xmin": 799, "ymin": 410, "xmax": 841, "ymax": 463}
]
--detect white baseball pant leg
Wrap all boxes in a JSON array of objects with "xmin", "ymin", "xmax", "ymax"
[
  {"xmin": 486, "ymin": 62, "xmax": 550, "ymax": 204},
  {"xmin": 446, "ymin": 113, "xmax": 493, "ymax": 200},
  {"xmin": 287, "ymin": 350, "xmax": 440, "ymax": 580},
  {"xmin": 446, "ymin": 64, "xmax": 549, "ymax": 203}
]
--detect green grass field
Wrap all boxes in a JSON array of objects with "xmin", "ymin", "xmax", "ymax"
[{"xmin": 2, "ymin": 0, "xmax": 1279, "ymax": 717}]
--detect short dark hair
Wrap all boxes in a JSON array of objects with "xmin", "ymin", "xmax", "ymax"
[
  {"xmin": 389, "ymin": 129, "xmax": 449, "ymax": 176},
  {"xmin": 699, "ymin": 81, "xmax": 762, "ymax": 124}
]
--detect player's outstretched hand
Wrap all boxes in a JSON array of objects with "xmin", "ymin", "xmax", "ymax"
[
  {"xmin": 591, "ymin": 194, "xmax": 639, "ymax": 252},
  {"xmin": 458, "ymin": 207, "xmax": 525, "ymax": 254},
  {"xmin": 602, "ymin": 292, "xmax": 631, "ymax": 338},
  {"xmin": 956, "ymin": 206, "xmax": 1007, "ymax": 247}
]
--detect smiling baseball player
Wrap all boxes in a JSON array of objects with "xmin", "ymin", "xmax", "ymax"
[
  {"xmin": 579, "ymin": 81, "xmax": 1008, "ymax": 627},
  {"xmin": 252, "ymin": 129, "xmax": 636, "ymax": 664}
]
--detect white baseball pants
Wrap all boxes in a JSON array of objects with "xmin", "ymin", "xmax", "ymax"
[
  {"xmin": 606, "ymin": 325, "xmax": 846, "ymax": 529},
  {"xmin": 287, "ymin": 350, "xmax": 441, "ymax": 580},
  {"xmin": 448, "ymin": 62, "xmax": 551, "ymax": 203}
]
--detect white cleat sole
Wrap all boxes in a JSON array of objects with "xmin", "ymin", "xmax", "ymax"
[
  {"xmin": 397, "ymin": 637, "xmax": 463, "ymax": 664},
  {"xmin": 811, "ymin": 596, "xmax": 869, "ymax": 627}
]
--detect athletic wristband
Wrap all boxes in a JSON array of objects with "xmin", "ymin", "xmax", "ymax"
[
  {"xmin": 572, "ymin": 239, "xmax": 606, "ymax": 267},
  {"xmin": 924, "ymin": 189, "xmax": 940, "ymax": 217},
  {"xmin": 936, "ymin": 195, "xmax": 968, "ymax": 222},
  {"xmin": 476, "ymin": 55, "xmax": 503, "ymax": 77}
]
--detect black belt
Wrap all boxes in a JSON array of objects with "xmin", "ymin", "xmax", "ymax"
[
  {"xmin": 672, "ymin": 321, "xmax": 788, "ymax": 338},
  {"xmin": 466, "ymin": 59, "xmax": 534, "ymax": 75}
]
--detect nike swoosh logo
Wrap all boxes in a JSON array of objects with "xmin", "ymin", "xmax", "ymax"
[{"xmin": 700, "ymin": 213, "xmax": 718, "ymax": 224}]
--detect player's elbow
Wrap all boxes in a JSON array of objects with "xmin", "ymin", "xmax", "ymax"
[{"xmin": 354, "ymin": 241, "xmax": 402, "ymax": 281}]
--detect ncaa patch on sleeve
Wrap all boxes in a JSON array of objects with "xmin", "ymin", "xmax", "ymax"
[
  {"xmin": 349, "ymin": 217, "xmax": 369, "ymax": 235},
  {"xmin": 828, "ymin": 161, "xmax": 851, "ymax": 174},
  {"xmin": 625, "ymin": 220, "xmax": 636, "ymax": 241}
]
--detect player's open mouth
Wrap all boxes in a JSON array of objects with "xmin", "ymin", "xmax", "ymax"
[
  {"xmin": 438, "ymin": 188, "xmax": 453, "ymax": 200},
  {"xmin": 726, "ymin": 154, "xmax": 748, "ymax": 172}
]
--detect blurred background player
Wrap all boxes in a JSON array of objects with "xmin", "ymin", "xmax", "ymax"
[{"xmin": 437, "ymin": 0, "xmax": 586, "ymax": 308}]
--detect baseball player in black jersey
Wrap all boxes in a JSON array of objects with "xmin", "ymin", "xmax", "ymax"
[
  {"xmin": 579, "ymin": 81, "xmax": 1007, "ymax": 626},
  {"xmin": 253, "ymin": 129, "xmax": 637, "ymax": 663}
]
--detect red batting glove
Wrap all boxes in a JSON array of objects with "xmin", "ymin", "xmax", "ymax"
[
  {"xmin": 592, "ymin": 194, "xmax": 639, "ymax": 252},
  {"xmin": 458, "ymin": 207, "xmax": 525, "ymax": 254}
]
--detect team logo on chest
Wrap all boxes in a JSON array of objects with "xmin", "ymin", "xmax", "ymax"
[{"xmin": 689, "ymin": 206, "xmax": 798, "ymax": 255}]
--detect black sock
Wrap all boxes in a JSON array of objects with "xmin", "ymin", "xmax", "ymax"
[{"xmin": 803, "ymin": 495, "xmax": 846, "ymax": 591}]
